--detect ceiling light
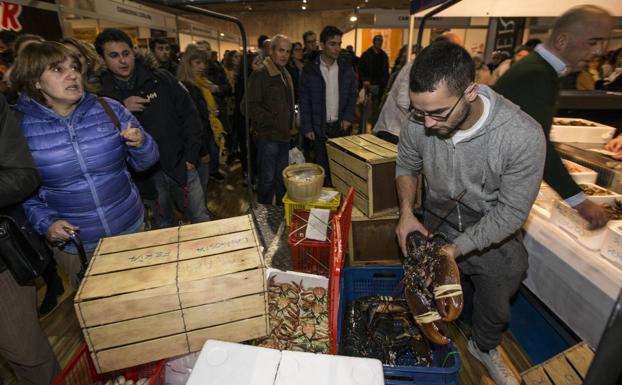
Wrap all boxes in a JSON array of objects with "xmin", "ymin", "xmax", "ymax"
[
  {"xmin": 356, "ymin": 5, "xmax": 360, "ymax": 9},
  {"xmin": 301, "ymin": 5, "xmax": 307, "ymax": 10},
  {"xmin": 349, "ymin": 15, "xmax": 358, "ymax": 22},
  {"xmin": 303, "ymin": 0, "xmax": 307, "ymax": 3},
  {"xmin": 220, "ymin": 32, "xmax": 225, "ymax": 37}
]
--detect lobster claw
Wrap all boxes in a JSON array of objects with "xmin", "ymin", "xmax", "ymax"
[
  {"xmin": 433, "ymin": 250, "xmax": 463, "ymax": 322},
  {"xmin": 406, "ymin": 231, "xmax": 429, "ymax": 261},
  {"xmin": 405, "ymin": 289, "xmax": 450, "ymax": 345}
]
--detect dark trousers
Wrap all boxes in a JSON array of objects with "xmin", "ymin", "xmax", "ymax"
[
  {"xmin": 256, "ymin": 138, "xmax": 289, "ymax": 205},
  {"xmin": 0, "ymin": 270, "xmax": 60, "ymax": 385},
  {"xmin": 375, "ymin": 130, "xmax": 399, "ymax": 145},
  {"xmin": 206, "ymin": 134, "xmax": 221, "ymax": 175},
  {"xmin": 313, "ymin": 122, "xmax": 347, "ymax": 187}
]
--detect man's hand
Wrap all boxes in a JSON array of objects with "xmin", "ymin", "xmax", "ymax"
[
  {"xmin": 341, "ymin": 120, "xmax": 352, "ymax": 131},
  {"xmin": 440, "ymin": 244, "xmax": 462, "ymax": 260},
  {"xmin": 605, "ymin": 136, "xmax": 622, "ymax": 160},
  {"xmin": 396, "ymin": 211, "xmax": 429, "ymax": 256},
  {"xmin": 304, "ymin": 132, "xmax": 316, "ymax": 141},
  {"xmin": 186, "ymin": 162, "xmax": 196, "ymax": 171},
  {"xmin": 575, "ymin": 199, "xmax": 610, "ymax": 230},
  {"xmin": 47, "ymin": 220, "xmax": 79, "ymax": 243},
  {"xmin": 123, "ymin": 96, "xmax": 149, "ymax": 112},
  {"xmin": 120, "ymin": 122, "xmax": 144, "ymax": 147}
]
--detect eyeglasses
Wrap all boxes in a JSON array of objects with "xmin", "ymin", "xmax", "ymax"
[{"xmin": 409, "ymin": 89, "xmax": 467, "ymax": 123}]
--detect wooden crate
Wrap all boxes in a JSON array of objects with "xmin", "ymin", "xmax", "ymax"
[
  {"xmin": 521, "ymin": 342, "xmax": 594, "ymax": 385},
  {"xmin": 348, "ymin": 206, "xmax": 402, "ymax": 266},
  {"xmin": 74, "ymin": 215, "xmax": 269, "ymax": 373},
  {"xmin": 327, "ymin": 134, "xmax": 398, "ymax": 218}
]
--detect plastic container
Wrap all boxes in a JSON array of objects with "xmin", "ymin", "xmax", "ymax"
[
  {"xmin": 288, "ymin": 188, "xmax": 355, "ymax": 277},
  {"xmin": 283, "ymin": 187, "xmax": 341, "ymax": 225},
  {"xmin": 288, "ymin": 208, "xmax": 335, "ymax": 276},
  {"xmin": 550, "ymin": 201, "xmax": 622, "ymax": 251},
  {"xmin": 282, "ymin": 163, "xmax": 325, "ymax": 204},
  {"xmin": 562, "ymin": 159, "xmax": 598, "ymax": 185},
  {"xmin": 550, "ymin": 118, "xmax": 616, "ymax": 143},
  {"xmin": 578, "ymin": 183, "xmax": 621, "ymax": 205},
  {"xmin": 52, "ymin": 344, "xmax": 165, "ymax": 385},
  {"xmin": 600, "ymin": 222, "xmax": 622, "ymax": 270},
  {"xmin": 335, "ymin": 266, "xmax": 461, "ymax": 385}
]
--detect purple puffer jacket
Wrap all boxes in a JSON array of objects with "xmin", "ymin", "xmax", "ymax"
[{"xmin": 16, "ymin": 92, "xmax": 159, "ymax": 251}]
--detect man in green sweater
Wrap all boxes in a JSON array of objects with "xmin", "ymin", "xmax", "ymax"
[{"xmin": 495, "ymin": 5, "xmax": 614, "ymax": 229}]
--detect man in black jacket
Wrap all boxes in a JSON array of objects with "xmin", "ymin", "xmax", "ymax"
[
  {"xmin": 96, "ymin": 29, "xmax": 210, "ymax": 227},
  {"xmin": 0, "ymin": 93, "xmax": 60, "ymax": 385},
  {"xmin": 359, "ymin": 34, "xmax": 389, "ymax": 126},
  {"xmin": 299, "ymin": 25, "xmax": 357, "ymax": 186},
  {"xmin": 150, "ymin": 37, "xmax": 178, "ymax": 76}
]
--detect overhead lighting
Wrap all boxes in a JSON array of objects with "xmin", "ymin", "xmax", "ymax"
[
  {"xmin": 356, "ymin": 5, "xmax": 360, "ymax": 9},
  {"xmin": 301, "ymin": 5, "xmax": 307, "ymax": 10},
  {"xmin": 349, "ymin": 15, "xmax": 358, "ymax": 22},
  {"xmin": 220, "ymin": 32, "xmax": 225, "ymax": 37},
  {"xmin": 302, "ymin": 0, "xmax": 307, "ymax": 3}
]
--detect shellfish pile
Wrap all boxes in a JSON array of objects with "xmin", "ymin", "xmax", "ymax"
[
  {"xmin": 340, "ymin": 295, "xmax": 433, "ymax": 366},
  {"xmin": 255, "ymin": 276, "xmax": 329, "ymax": 353}
]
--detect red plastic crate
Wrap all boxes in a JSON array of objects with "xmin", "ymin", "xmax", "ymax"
[
  {"xmin": 52, "ymin": 344, "xmax": 165, "ymax": 385},
  {"xmin": 288, "ymin": 188, "xmax": 354, "ymax": 277}
]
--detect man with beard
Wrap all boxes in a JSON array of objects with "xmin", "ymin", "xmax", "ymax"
[
  {"xmin": 150, "ymin": 37, "xmax": 178, "ymax": 76},
  {"xmin": 395, "ymin": 41, "xmax": 545, "ymax": 385}
]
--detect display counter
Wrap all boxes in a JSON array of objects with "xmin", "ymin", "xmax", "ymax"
[{"xmin": 522, "ymin": 205, "xmax": 622, "ymax": 348}]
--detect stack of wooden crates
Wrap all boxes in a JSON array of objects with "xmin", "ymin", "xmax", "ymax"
[
  {"xmin": 327, "ymin": 134, "xmax": 420, "ymax": 265},
  {"xmin": 74, "ymin": 215, "xmax": 269, "ymax": 373}
]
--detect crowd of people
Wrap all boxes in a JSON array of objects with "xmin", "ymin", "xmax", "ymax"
[{"xmin": 0, "ymin": 5, "xmax": 620, "ymax": 385}]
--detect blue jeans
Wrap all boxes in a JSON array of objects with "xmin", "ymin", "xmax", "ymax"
[
  {"xmin": 153, "ymin": 169, "xmax": 211, "ymax": 228},
  {"xmin": 256, "ymin": 138, "xmax": 289, "ymax": 205}
]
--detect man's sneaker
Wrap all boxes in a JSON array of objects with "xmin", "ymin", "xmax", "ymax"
[
  {"xmin": 467, "ymin": 339, "xmax": 519, "ymax": 385},
  {"xmin": 209, "ymin": 171, "xmax": 226, "ymax": 183}
]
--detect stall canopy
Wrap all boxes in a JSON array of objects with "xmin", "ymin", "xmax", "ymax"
[{"xmin": 412, "ymin": 0, "xmax": 622, "ymax": 17}]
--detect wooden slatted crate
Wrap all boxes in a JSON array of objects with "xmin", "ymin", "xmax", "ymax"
[
  {"xmin": 348, "ymin": 206, "xmax": 402, "ymax": 266},
  {"xmin": 327, "ymin": 134, "xmax": 398, "ymax": 218},
  {"xmin": 74, "ymin": 215, "xmax": 269, "ymax": 373},
  {"xmin": 521, "ymin": 342, "xmax": 594, "ymax": 385}
]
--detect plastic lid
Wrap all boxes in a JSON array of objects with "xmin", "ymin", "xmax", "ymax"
[
  {"xmin": 205, "ymin": 347, "xmax": 228, "ymax": 366},
  {"xmin": 352, "ymin": 362, "xmax": 375, "ymax": 385},
  {"xmin": 277, "ymin": 355, "xmax": 299, "ymax": 377}
]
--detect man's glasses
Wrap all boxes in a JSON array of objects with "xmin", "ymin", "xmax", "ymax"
[{"xmin": 409, "ymin": 89, "xmax": 467, "ymax": 123}]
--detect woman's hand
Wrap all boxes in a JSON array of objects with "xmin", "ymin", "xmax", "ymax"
[
  {"xmin": 605, "ymin": 136, "xmax": 622, "ymax": 160},
  {"xmin": 120, "ymin": 122, "xmax": 144, "ymax": 147},
  {"xmin": 47, "ymin": 220, "xmax": 79, "ymax": 243}
]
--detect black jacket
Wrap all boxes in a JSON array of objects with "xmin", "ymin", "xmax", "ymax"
[
  {"xmin": 0, "ymin": 93, "xmax": 40, "ymax": 273},
  {"xmin": 358, "ymin": 47, "xmax": 389, "ymax": 89},
  {"xmin": 183, "ymin": 80, "xmax": 214, "ymax": 157},
  {"xmin": 299, "ymin": 52, "xmax": 357, "ymax": 137},
  {"xmin": 99, "ymin": 62, "xmax": 203, "ymax": 186}
]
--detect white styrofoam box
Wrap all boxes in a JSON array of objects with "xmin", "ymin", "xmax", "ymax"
[
  {"xmin": 562, "ymin": 159, "xmax": 598, "ymax": 185},
  {"xmin": 187, "ymin": 340, "xmax": 385, "ymax": 385},
  {"xmin": 600, "ymin": 223, "xmax": 622, "ymax": 270},
  {"xmin": 186, "ymin": 340, "xmax": 281, "ymax": 385},
  {"xmin": 579, "ymin": 183, "xmax": 621, "ymax": 205},
  {"xmin": 267, "ymin": 268, "xmax": 328, "ymax": 290},
  {"xmin": 550, "ymin": 117, "xmax": 616, "ymax": 143},
  {"xmin": 534, "ymin": 183, "xmax": 561, "ymax": 212},
  {"xmin": 550, "ymin": 200, "xmax": 622, "ymax": 250},
  {"xmin": 275, "ymin": 350, "xmax": 384, "ymax": 385}
]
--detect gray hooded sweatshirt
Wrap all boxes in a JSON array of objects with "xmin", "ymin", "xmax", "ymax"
[{"xmin": 396, "ymin": 86, "xmax": 545, "ymax": 273}]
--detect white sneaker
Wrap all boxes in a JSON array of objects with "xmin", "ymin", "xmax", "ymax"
[{"xmin": 467, "ymin": 339, "xmax": 519, "ymax": 385}]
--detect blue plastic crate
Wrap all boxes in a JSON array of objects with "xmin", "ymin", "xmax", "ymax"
[{"xmin": 337, "ymin": 266, "xmax": 460, "ymax": 385}]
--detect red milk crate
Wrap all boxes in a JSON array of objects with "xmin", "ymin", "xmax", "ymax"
[
  {"xmin": 288, "ymin": 188, "xmax": 354, "ymax": 277},
  {"xmin": 52, "ymin": 344, "xmax": 165, "ymax": 385}
]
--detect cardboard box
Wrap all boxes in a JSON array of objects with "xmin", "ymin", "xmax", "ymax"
[{"xmin": 74, "ymin": 215, "xmax": 269, "ymax": 373}]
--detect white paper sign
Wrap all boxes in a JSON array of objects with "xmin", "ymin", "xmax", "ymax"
[{"xmin": 305, "ymin": 208, "xmax": 331, "ymax": 241}]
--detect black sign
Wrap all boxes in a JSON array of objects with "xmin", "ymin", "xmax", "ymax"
[
  {"xmin": 410, "ymin": 0, "xmax": 448, "ymax": 15},
  {"xmin": 0, "ymin": 2, "xmax": 62, "ymax": 40},
  {"xmin": 493, "ymin": 17, "xmax": 525, "ymax": 57}
]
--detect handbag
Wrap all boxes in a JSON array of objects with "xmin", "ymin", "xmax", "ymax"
[{"xmin": 0, "ymin": 213, "xmax": 51, "ymax": 284}]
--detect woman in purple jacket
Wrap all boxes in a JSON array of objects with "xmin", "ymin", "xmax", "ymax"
[{"xmin": 11, "ymin": 42, "xmax": 159, "ymax": 288}]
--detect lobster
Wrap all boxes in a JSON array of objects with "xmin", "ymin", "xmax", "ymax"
[{"xmin": 403, "ymin": 231, "xmax": 463, "ymax": 345}]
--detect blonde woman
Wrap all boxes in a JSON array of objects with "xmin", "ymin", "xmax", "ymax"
[{"xmin": 177, "ymin": 45, "xmax": 225, "ymax": 191}]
